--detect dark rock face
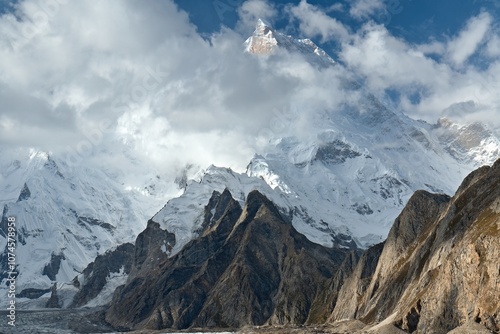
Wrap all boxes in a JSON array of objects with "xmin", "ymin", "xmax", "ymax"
[
  {"xmin": 329, "ymin": 159, "xmax": 500, "ymax": 333},
  {"xmin": 71, "ymin": 242, "xmax": 135, "ymax": 307},
  {"xmin": 307, "ymin": 249, "xmax": 363, "ymax": 323},
  {"xmin": 370, "ymin": 175, "xmax": 407, "ymax": 204},
  {"xmin": 77, "ymin": 216, "xmax": 115, "ymax": 232},
  {"xmin": 314, "ymin": 140, "xmax": 361, "ymax": 165},
  {"xmin": 0, "ymin": 206, "xmax": 14, "ymax": 282},
  {"xmin": 102, "ymin": 160, "xmax": 499, "ymax": 334},
  {"xmin": 351, "ymin": 202, "xmax": 374, "ymax": 215},
  {"xmin": 106, "ymin": 189, "xmax": 349, "ymax": 330},
  {"xmin": 0, "ymin": 205, "xmax": 9, "ymax": 238},
  {"xmin": 329, "ymin": 241, "xmax": 385, "ymax": 321},
  {"xmin": 46, "ymin": 283, "xmax": 61, "ymax": 308},
  {"xmin": 17, "ymin": 288, "xmax": 51, "ymax": 299},
  {"xmin": 197, "ymin": 189, "xmax": 233, "ymax": 234},
  {"xmin": 42, "ymin": 253, "xmax": 65, "ymax": 281},
  {"xmin": 132, "ymin": 219, "xmax": 176, "ymax": 276},
  {"xmin": 17, "ymin": 182, "xmax": 31, "ymax": 202}
]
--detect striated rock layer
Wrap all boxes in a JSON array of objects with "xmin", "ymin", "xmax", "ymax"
[
  {"xmin": 105, "ymin": 189, "xmax": 349, "ymax": 330},
  {"xmin": 327, "ymin": 158, "xmax": 500, "ymax": 333},
  {"xmin": 105, "ymin": 159, "xmax": 500, "ymax": 333}
]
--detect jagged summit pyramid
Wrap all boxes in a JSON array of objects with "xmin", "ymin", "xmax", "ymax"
[
  {"xmin": 244, "ymin": 19, "xmax": 277, "ymax": 55},
  {"xmin": 244, "ymin": 19, "xmax": 335, "ymax": 67}
]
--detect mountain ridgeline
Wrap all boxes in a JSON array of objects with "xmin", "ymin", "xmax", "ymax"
[
  {"xmin": 1, "ymin": 20, "xmax": 499, "ymax": 309},
  {"xmin": 105, "ymin": 189, "xmax": 351, "ymax": 329},
  {"xmin": 0, "ymin": 19, "xmax": 499, "ymax": 334},
  {"xmin": 104, "ymin": 159, "xmax": 500, "ymax": 333}
]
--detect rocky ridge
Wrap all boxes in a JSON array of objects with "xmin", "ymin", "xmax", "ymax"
[
  {"xmin": 103, "ymin": 159, "xmax": 500, "ymax": 333},
  {"xmin": 244, "ymin": 18, "xmax": 335, "ymax": 67},
  {"xmin": 105, "ymin": 189, "xmax": 350, "ymax": 330},
  {"xmin": 2, "ymin": 19, "xmax": 500, "ymax": 317},
  {"xmin": 324, "ymin": 158, "xmax": 500, "ymax": 333}
]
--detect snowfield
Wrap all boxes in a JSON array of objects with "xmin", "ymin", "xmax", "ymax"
[{"xmin": 1, "ymin": 20, "xmax": 499, "ymax": 310}]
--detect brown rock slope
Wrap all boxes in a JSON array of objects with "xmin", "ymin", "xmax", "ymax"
[
  {"xmin": 105, "ymin": 189, "xmax": 349, "ymax": 330},
  {"xmin": 105, "ymin": 159, "xmax": 499, "ymax": 333},
  {"xmin": 329, "ymin": 159, "xmax": 500, "ymax": 333}
]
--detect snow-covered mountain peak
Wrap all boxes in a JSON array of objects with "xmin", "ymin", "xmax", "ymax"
[
  {"xmin": 2, "ymin": 20, "xmax": 500, "ymax": 312},
  {"xmin": 434, "ymin": 117, "xmax": 500, "ymax": 166},
  {"xmin": 0, "ymin": 144, "xmax": 180, "ymax": 309},
  {"xmin": 28, "ymin": 148, "xmax": 49, "ymax": 161},
  {"xmin": 245, "ymin": 19, "xmax": 278, "ymax": 55},
  {"xmin": 256, "ymin": 18, "xmax": 269, "ymax": 28},
  {"xmin": 245, "ymin": 19, "xmax": 335, "ymax": 67}
]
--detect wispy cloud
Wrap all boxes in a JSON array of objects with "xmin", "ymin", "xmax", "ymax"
[
  {"xmin": 280, "ymin": 1, "xmax": 499, "ymax": 127},
  {"xmin": 0, "ymin": 0, "xmax": 499, "ymax": 179},
  {"xmin": 349, "ymin": 0, "xmax": 385, "ymax": 20},
  {"xmin": 287, "ymin": 0, "xmax": 351, "ymax": 43},
  {"xmin": 446, "ymin": 12, "xmax": 492, "ymax": 67},
  {"xmin": 236, "ymin": 0, "xmax": 277, "ymax": 33}
]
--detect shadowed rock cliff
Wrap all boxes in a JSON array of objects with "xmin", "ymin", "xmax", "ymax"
[
  {"xmin": 329, "ymin": 159, "xmax": 500, "ymax": 333},
  {"xmin": 103, "ymin": 159, "xmax": 500, "ymax": 333},
  {"xmin": 105, "ymin": 189, "xmax": 349, "ymax": 330}
]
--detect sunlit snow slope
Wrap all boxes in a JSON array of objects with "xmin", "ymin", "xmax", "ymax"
[
  {"xmin": 0, "ymin": 145, "xmax": 179, "ymax": 308},
  {"xmin": 151, "ymin": 20, "xmax": 500, "ymax": 253},
  {"xmin": 1, "ymin": 20, "xmax": 499, "ymax": 309}
]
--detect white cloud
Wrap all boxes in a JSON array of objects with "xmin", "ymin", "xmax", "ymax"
[
  {"xmin": 0, "ymin": 0, "xmax": 499, "ymax": 180},
  {"xmin": 341, "ymin": 24, "xmax": 448, "ymax": 92},
  {"xmin": 339, "ymin": 21, "xmax": 500, "ymax": 126},
  {"xmin": 327, "ymin": 3, "xmax": 345, "ymax": 13},
  {"xmin": 349, "ymin": 0, "xmax": 385, "ymax": 20},
  {"xmin": 416, "ymin": 40, "xmax": 446, "ymax": 56},
  {"xmin": 0, "ymin": 0, "xmax": 258, "ymax": 172},
  {"xmin": 237, "ymin": 0, "xmax": 277, "ymax": 33},
  {"xmin": 288, "ymin": 0, "xmax": 350, "ymax": 43},
  {"xmin": 447, "ymin": 12, "xmax": 492, "ymax": 67},
  {"xmin": 486, "ymin": 34, "xmax": 500, "ymax": 57},
  {"xmin": 0, "ymin": 0, "xmax": 351, "ymax": 176}
]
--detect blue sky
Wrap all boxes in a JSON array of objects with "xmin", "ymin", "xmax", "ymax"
[
  {"xmin": 2, "ymin": 0, "xmax": 497, "ymax": 42},
  {"xmin": 163, "ymin": 0, "xmax": 500, "ymax": 104},
  {"xmin": 169, "ymin": 0, "xmax": 500, "ymax": 122},
  {"xmin": 174, "ymin": 0, "xmax": 500, "ymax": 49}
]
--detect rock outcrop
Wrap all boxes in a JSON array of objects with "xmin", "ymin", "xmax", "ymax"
[
  {"xmin": 42, "ymin": 252, "xmax": 66, "ymax": 281},
  {"xmin": 131, "ymin": 219, "xmax": 176, "ymax": 276},
  {"xmin": 104, "ymin": 159, "xmax": 500, "ymax": 333},
  {"xmin": 105, "ymin": 189, "xmax": 349, "ymax": 330},
  {"xmin": 46, "ymin": 283, "xmax": 61, "ymax": 308},
  {"xmin": 17, "ymin": 182, "xmax": 31, "ymax": 202},
  {"xmin": 71, "ymin": 242, "xmax": 135, "ymax": 307},
  {"xmin": 329, "ymin": 159, "xmax": 500, "ymax": 333}
]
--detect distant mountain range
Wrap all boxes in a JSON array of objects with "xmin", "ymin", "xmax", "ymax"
[
  {"xmin": 0, "ymin": 21, "xmax": 499, "ymax": 333},
  {"xmin": 105, "ymin": 158, "xmax": 500, "ymax": 333}
]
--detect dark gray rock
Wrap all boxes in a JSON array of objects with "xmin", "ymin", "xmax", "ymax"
[
  {"xmin": 0, "ymin": 205, "xmax": 9, "ymax": 238},
  {"xmin": 106, "ymin": 190, "xmax": 349, "ymax": 331},
  {"xmin": 46, "ymin": 283, "xmax": 61, "ymax": 308},
  {"xmin": 77, "ymin": 216, "xmax": 115, "ymax": 232},
  {"xmin": 17, "ymin": 288, "xmax": 51, "ymax": 299},
  {"xmin": 17, "ymin": 182, "xmax": 31, "ymax": 202},
  {"xmin": 71, "ymin": 242, "xmax": 135, "ymax": 308},
  {"xmin": 131, "ymin": 219, "xmax": 176, "ymax": 275},
  {"xmin": 330, "ymin": 242, "xmax": 385, "ymax": 321},
  {"xmin": 314, "ymin": 140, "xmax": 361, "ymax": 165},
  {"xmin": 42, "ymin": 253, "xmax": 65, "ymax": 281}
]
